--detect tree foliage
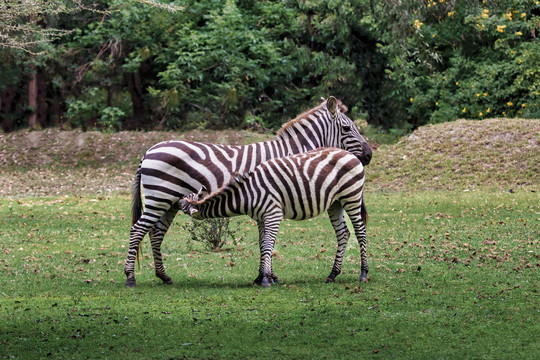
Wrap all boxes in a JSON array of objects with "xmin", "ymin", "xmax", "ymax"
[
  {"xmin": 370, "ymin": 0, "xmax": 540, "ymax": 128},
  {"xmin": 1, "ymin": 0, "xmax": 538, "ymax": 132}
]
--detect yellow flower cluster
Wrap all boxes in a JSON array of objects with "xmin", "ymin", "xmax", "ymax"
[
  {"xmin": 426, "ymin": 0, "xmax": 448, "ymax": 8},
  {"xmin": 475, "ymin": 7, "xmax": 529, "ymax": 37},
  {"xmin": 414, "ymin": 19, "xmax": 423, "ymax": 30}
]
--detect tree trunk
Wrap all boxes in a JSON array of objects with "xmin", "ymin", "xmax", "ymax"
[
  {"xmin": 27, "ymin": 60, "xmax": 38, "ymax": 130},
  {"xmin": 0, "ymin": 86, "xmax": 16, "ymax": 132},
  {"xmin": 124, "ymin": 72, "xmax": 145, "ymax": 129},
  {"xmin": 37, "ymin": 70, "xmax": 47, "ymax": 127},
  {"xmin": 27, "ymin": 14, "xmax": 48, "ymax": 130}
]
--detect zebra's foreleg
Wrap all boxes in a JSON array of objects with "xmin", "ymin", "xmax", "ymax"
[
  {"xmin": 325, "ymin": 202, "xmax": 351, "ymax": 283},
  {"xmin": 253, "ymin": 221, "xmax": 280, "ymax": 285},
  {"xmin": 149, "ymin": 207, "xmax": 179, "ymax": 285}
]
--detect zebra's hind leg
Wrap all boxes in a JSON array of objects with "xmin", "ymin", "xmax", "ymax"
[
  {"xmin": 149, "ymin": 206, "xmax": 179, "ymax": 285},
  {"xmin": 325, "ymin": 202, "xmax": 351, "ymax": 283},
  {"xmin": 125, "ymin": 209, "xmax": 165, "ymax": 287},
  {"xmin": 125, "ymin": 224, "xmax": 143, "ymax": 287}
]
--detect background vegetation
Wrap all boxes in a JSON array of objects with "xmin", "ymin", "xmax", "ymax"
[{"xmin": 1, "ymin": 0, "xmax": 538, "ymax": 132}]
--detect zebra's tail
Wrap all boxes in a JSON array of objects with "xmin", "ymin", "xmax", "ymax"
[
  {"xmin": 132, "ymin": 159, "xmax": 144, "ymax": 268},
  {"xmin": 361, "ymin": 198, "xmax": 368, "ymax": 226}
]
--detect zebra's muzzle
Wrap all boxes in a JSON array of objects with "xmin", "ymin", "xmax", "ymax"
[{"xmin": 180, "ymin": 198, "xmax": 200, "ymax": 219}]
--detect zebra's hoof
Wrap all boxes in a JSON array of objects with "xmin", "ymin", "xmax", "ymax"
[
  {"xmin": 125, "ymin": 278, "xmax": 136, "ymax": 288},
  {"xmin": 359, "ymin": 269, "xmax": 369, "ymax": 283},
  {"xmin": 157, "ymin": 273, "xmax": 174, "ymax": 285},
  {"xmin": 261, "ymin": 277, "xmax": 272, "ymax": 288},
  {"xmin": 325, "ymin": 277, "xmax": 335, "ymax": 283},
  {"xmin": 254, "ymin": 274, "xmax": 273, "ymax": 288},
  {"xmin": 254, "ymin": 274, "xmax": 279, "ymax": 285}
]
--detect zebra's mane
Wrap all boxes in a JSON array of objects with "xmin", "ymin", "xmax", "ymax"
[
  {"xmin": 183, "ymin": 171, "xmax": 253, "ymax": 206},
  {"xmin": 276, "ymin": 98, "xmax": 348, "ymax": 139}
]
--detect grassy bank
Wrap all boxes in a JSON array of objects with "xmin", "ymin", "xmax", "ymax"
[
  {"xmin": 1, "ymin": 189, "xmax": 538, "ymax": 359},
  {"xmin": 1, "ymin": 118, "xmax": 538, "ymax": 196}
]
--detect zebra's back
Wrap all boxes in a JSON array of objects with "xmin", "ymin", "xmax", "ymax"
[
  {"xmin": 260, "ymin": 148, "xmax": 364, "ymax": 220},
  {"xmin": 139, "ymin": 139, "xmax": 286, "ymax": 203}
]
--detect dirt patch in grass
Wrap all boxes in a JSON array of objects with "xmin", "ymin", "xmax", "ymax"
[{"xmin": 0, "ymin": 118, "xmax": 538, "ymax": 196}]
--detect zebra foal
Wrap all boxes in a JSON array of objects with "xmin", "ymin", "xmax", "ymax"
[
  {"xmin": 181, "ymin": 147, "xmax": 368, "ymax": 287},
  {"xmin": 124, "ymin": 96, "xmax": 372, "ymax": 287}
]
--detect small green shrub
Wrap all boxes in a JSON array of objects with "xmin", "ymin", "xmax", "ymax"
[
  {"xmin": 65, "ymin": 99, "xmax": 97, "ymax": 128},
  {"xmin": 98, "ymin": 107, "xmax": 125, "ymax": 132},
  {"xmin": 183, "ymin": 218, "xmax": 242, "ymax": 251}
]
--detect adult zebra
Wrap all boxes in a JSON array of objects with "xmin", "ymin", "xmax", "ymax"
[
  {"xmin": 125, "ymin": 96, "xmax": 372, "ymax": 287},
  {"xmin": 181, "ymin": 147, "xmax": 368, "ymax": 287}
]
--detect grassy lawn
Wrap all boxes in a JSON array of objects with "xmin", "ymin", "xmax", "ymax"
[{"xmin": 1, "ymin": 188, "xmax": 538, "ymax": 359}]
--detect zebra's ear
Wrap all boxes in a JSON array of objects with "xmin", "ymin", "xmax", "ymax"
[
  {"xmin": 326, "ymin": 96, "xmax": 338, "ymax": 117},
  {"xmin": 197, "ymin": 185, "xmax": 209, "ymax": 199}
]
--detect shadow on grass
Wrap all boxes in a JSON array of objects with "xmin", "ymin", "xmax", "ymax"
[{"xmin": 126, "ymin": 272, "xmax": 364, "ymax": 291}]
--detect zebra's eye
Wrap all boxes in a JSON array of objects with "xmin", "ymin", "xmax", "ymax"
[{"xmin": 342, "ymin": 125, "xmax": 351, "ymax": 132}]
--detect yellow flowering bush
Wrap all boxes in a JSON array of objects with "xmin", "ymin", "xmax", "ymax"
[{"xmin": 375, "ymin": 0, "xmax": 539, "ymax": 125}]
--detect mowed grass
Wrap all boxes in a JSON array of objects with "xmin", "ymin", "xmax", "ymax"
[{"xmin": 1, "ymin": 189, "xmax": 538, "ymax": 359}]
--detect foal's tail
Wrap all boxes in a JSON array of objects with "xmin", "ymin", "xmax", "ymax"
[
  {"xmin": 361, "ymin": 198, "xmax": 368, "ymax": 226},
  {"xmin": 132, "ymin": 158, "xmax": 144, "ymax": 268}
]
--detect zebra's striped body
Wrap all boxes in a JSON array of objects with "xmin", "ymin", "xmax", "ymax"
[
  {"xmin": 181, "ymin": 148, "xmax": 368, "ymax": 287},
  {"xmin": 125, "ymin": 97, "xmax": 372, "ymax": 287}
]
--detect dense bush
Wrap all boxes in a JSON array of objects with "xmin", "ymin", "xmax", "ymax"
[
  {"xmin": 0, "ymin": 0, "xmax": 538, "ymax": 133},
  {"xmin": 371, "ymin": 0, "xmax": 539, "ymax": 129}
]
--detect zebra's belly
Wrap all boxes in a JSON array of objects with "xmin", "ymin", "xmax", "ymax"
[{"xmin": 283, "ymin": 207, "xmax": 325, "ymax": 221}]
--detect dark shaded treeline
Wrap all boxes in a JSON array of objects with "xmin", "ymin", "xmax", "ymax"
[{"xmin": 1, "ymin": 0, "xmax": 538, "ymax": 133}]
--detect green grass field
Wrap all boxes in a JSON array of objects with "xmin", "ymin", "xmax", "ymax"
[{"xmin": 1, "ymin": 188, "xmax": 538, "ymax": 359}]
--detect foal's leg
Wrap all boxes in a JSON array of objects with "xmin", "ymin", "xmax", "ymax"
[
  {"xmin": 344, "ymin": 202, "xmax": 368, "ymax": 282},
  {"xmin": 256, "ymin": 213, "xmax": 282, "ymax": 288},
  {"xmin": 253, "ymin": 221, "xmax": 280, "ymax": 285},
  {"xmin": 149, "ymin": 206, "xmax": 179, "ymax": 284},
  {"xmin": 325, "ymin": 201, "xmax": 351, "ymax": 283}
]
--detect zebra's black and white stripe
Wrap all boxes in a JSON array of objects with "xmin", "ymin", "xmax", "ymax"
[
  {"xmin": 124, "ymin": 96, "xmax": 372, "ymax": 287},
  {"xmin": 181, "ymin": 147, "xmax": 368, "ymax": 287}
]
